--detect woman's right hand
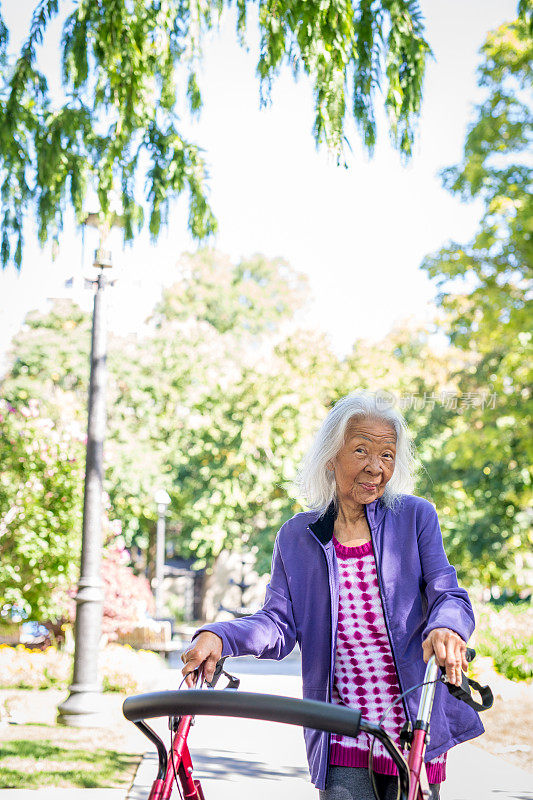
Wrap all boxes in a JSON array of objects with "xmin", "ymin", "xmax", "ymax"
[{"xmin": 181, "ymin": 631, "xmax": 223, "ymax": 687}]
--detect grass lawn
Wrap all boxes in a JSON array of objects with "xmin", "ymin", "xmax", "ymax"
[
  {"xmin": 0, "ymin": 690, "xmax": 146, "ymax": 789},
  {"xmin": 0, "ymin": 723, "xmax": 140, "ymax": 789}
]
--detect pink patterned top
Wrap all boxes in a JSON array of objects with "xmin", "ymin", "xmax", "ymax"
[{"xmin": 330, "ymin": 537, "xmax": 447, "ymax": 783}]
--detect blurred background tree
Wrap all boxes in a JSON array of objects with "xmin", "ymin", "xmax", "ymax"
[
  {"xmin": 0, "ymin": 400, "xmax": 84, "ymax": 626},
  {"xmin": 2, "ymin": 300, "xmax": 91, "ymax": 413},
  {"xmin": 0, "ymin": 251, "xmax": 444, "ymax": 589},
  {"xmin": 1, "ymin": 251, "xmax": 330, "ymax": 567},
  {"xmin": 420, "ymin": 11, "xmax": 532, "ymax": 589},
  {"xmin": 3, "ymin": 247, "xmax": 507, "ymax": 602}
]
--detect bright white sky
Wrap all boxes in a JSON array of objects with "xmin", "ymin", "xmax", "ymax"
[{"xmin": 0, "ymin": 0, "xmax": 517, "ymax": 370}]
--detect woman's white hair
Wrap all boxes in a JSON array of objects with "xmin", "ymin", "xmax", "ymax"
[{"xmin": 298, "ymin": 392, "xmax": 418, "ymax": 514}]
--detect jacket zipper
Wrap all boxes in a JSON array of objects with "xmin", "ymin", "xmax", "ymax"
[
  {"xmin": 307, "ymin": 526, "xmax": 336, "ymax": 789},
  {"xmin": 307, "ymin": 527, "xmax": 336, "ymax": 699},
  {"xmin": 364, "ymin": 504, "xmax": 411, "ymax": 726},
  {"xmin": 324, "ymin": 544, "xmax": 337, "ymax": 706}
]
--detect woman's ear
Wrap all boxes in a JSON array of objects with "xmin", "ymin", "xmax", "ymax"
[{"xmin": 326, "ymin": 461, "xmax": 334, "ymax": 472}]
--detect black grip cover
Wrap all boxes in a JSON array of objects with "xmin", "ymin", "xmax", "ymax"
[{"xmin": 123, "ymin": 689, "xmax": 362, "ymax": 737}]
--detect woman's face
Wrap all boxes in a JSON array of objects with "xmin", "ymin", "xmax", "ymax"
[{"xmin": 330, "ymin": 416, "xmax": 397, "ymax": 506}]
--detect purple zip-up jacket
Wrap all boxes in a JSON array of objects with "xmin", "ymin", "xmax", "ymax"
[{"xmin": 196, "ymin": 494, "xmax": 484, "ymax": 790}]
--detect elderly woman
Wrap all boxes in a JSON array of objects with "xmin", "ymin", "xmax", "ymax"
[{"xmin": 182, "ymin": 393, "xmax": 484, "ymax": 800}]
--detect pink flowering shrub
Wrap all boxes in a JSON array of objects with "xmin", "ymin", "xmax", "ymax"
[
  {"xmin": 61, "ymin": 526, "xmax": 156, "ymax": 639},
  {"xmin": 99, "ymin": 535, "xmax": 155, "ymax": 640}
]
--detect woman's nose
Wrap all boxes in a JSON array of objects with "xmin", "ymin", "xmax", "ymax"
[{"xmin": 365, "ymin": 457, "xmax": 381, "ymax": 475}]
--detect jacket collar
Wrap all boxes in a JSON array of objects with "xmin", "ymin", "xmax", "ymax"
[
  {"xmin": 308, "ymin": 502, "xmax": 337, "ymax": 544},
  {"xmin": 308, "ymin": 497, "xmax": 386, "ymax": 545}
]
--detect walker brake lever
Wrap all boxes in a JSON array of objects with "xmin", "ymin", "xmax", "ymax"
[{"xmin": 206, "ymin": 658, "xmax": 240, "ymax": 690}]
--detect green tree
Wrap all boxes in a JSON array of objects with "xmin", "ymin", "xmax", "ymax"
[
  {"xmin": 3, "ymin": 300, "xmax": 91, "ymax": 412},
  {"xmin": 7, "ymin": 277, "xmax": 524, "ymax": 592},
  {"xmin": 1, "ymin": 251, "xmax": 330, "ymax": 566},
  {"xmin": 152, "ymin": 249, "xmax": 309, "ymax": 335},
  {"xmin": 0, "ymin": 400, "xmax": 84, "ymax": 621},
  {"xmin": 0, "ymin": 0, "xmax": 430, "ymax": 268},
  {"xmin": 111, "ymin": 252, "xmax": 340, "ymax": 565},
  {"xmin": 420, "ymin": 12, "xmax": 532, "ymax": 588},
  {"xmin": 0, "ymin": 398, "xmax": 156, "ymax": 629},
  {"xmin": 2, "ymin": 270, "xmax": 484, "ymax": 586},
  {"xmin": 166, "ymin": 326, "xmax": 343, "ymax": 573}
]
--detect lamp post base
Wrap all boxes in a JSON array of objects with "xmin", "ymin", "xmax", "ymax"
[{"xmin": 57, "ymin": 684, "xmax": 108, "ymax": 728}]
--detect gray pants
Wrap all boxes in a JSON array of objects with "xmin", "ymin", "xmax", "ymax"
[{"xmin": 319, "ymin": 765, "xmax": 440, "ymax": 800}]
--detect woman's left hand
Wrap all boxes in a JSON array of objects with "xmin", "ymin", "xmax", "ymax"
[{"xmin": 422, "ymin": 627, "xmax": 468, "ymax": 686}]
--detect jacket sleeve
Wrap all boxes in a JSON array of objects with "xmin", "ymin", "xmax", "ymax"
[
  {"xmin": 193, "ymin": 533, "xmax": 298, "ymax": 661},
  {"xmin": 417, "ymin": 502, "xmax": 476, "ymax": 644}
]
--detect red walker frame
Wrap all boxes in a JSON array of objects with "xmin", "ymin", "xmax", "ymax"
[{"xmin": 125, "ymin": 650, "xmax": 491, "ymax": 800}]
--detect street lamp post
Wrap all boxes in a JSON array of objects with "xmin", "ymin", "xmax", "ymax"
[
  {"xmin": 154, "ymin": 490, "xmax": 171, "ymax": 619},
  {"xmin": 58, "ymin": 221, "xmax": 115, "ymax": 727}
]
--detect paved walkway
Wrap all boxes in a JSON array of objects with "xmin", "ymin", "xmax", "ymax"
[{"xmin": 1, "ymin": 655, "xmax": 531, "ymax": 799}]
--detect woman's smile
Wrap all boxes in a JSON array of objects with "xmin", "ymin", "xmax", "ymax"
[{"xmin": 359, "ymin": 481, "xmax": 378, "ymax": 491}]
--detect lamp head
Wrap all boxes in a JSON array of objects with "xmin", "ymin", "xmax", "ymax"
[
  {"xmin": 93, "ymin": 248, "xmax": 113, "ymax": 268},
  {"xmin": 155, "ymin": 489, "xmax": 171, "ymax": 512}
]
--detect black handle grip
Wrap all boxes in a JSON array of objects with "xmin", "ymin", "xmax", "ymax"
[
  {"xmin": 438, "ymin": 646, "xmax": 475, "ymax": 674},
  {"xmin": 123, "ymin": 689, "xmax": 362, "ymax": 737}
]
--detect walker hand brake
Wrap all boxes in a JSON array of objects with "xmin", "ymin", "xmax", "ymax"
[{"xmin": 206, "ymin": 658, "xmax": 240, "ymax": 690}]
